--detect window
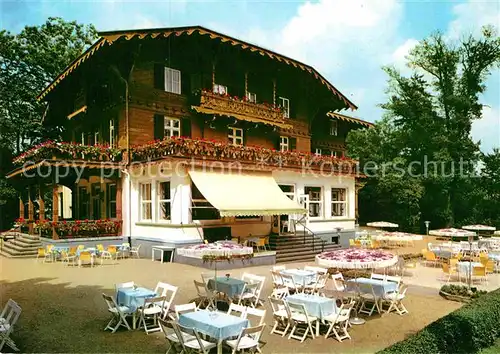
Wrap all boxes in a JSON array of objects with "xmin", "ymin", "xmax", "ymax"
[
  {"xmin": 158, "ymin": 181, "xmax": 171, "ymax": 221},
  {"xmin": 228, "ymin": 126, "xmax": 243, "ymax": 146},
  {"xmin": 191, "ymin": 183, "xmax": 220, "ymax": 220},
  {"xmin": 330, "ymin": 120, "xmax": 338, "ymax": 136},
  {"xmin": 279, "ymin": 97, "xmax": 290, "ymax": 118},
  {"xmin": 107, "ymin": 183, "xmax": 117, "ymax": 218},
  {"xmin": 246, "ymin": 92, "xmax": 257, "ymax": 103},
  {"xmin": 279, "ymin": 136, "xmax": 289, "ymax": 152},
  {"xmin": 164, "ymin": 67, "xmax": 181, "ymax": 94},
  {"xmin": 305, "ymin": 186, "xmax": 322, "ymax": 218},
  {"xmin": 315, "ymin": 148, "xmax": 322, "ymax": 156},
  {"xmin": 109, "ymin": 119, "xmax": 116, "ymax": 147},
  {"xmin": 213, "ymin": 84, "xmax": 228, "ymax": 95},
  {"xmin": 279, "ymin": 184, "xmax": 295, "ymax": 201},
  {"xmin": 331, "ymin": 188, "xmax": 347, "ymax": 217},
  {"xmin": 164, "ymin": 117, "xmax": 181, "ymax": 138},
  {"xmin": 139, "ymin": 183, "xmax": 152, "ymax": 220}
]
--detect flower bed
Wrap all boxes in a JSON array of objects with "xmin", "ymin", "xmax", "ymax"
[
  {"xmin": 35, "ymin": 219, "xmax": 122, "ymax": 238},
  {"xmin": 176, "ymin": 242, "xmax": 254, "ymax": 261},
  {"xmin": 131, "ymin": 136, "xmax": 357, "ymax": 173},
  {"xmin": 13, "ymin": 141, "xmax": 122, "ymax": 165},
  {"xmin": 439, "ymin": 284, "xmax": 487, "ymax": 303}
]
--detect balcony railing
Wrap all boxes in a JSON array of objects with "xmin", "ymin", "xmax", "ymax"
[
  {"xmin": 192, "ymin": 90, "xmax": 290, "ymax": 128},
  {"xmin": 12, "ymin": 141, "xmax": 122, "ymax": 166},
  {"xmin": 131, "ymin": 137, "xmax": 358, "ymax": 174}
]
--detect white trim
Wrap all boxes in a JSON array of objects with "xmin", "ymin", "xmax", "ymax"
[
  {"xmin": 139, "ymin": 182, "xmax": 153, "ymax": 221},
  {"xmin": 246, "ymin": 91, "xmax": 257, "ymax": 103},
  {"xmin": 164, "ymin": 67, "xmax": 181, "ymax": 94},
  {"xmin": 213, "ymin": 83, "xmax": 228, "ymax": 95},
  {"xmin": 304, "ymin": 185, "xmax": 323, "ymax": 219},
  {"xmin": 157, "ymin": 180, "xmax": 172, "ymax": 222},
  {"xmin": 331, "ymin": 187, "xmax": 348, "ymax": 218},
  {"xmin": 228, "ymin": 126, "xmax": 244, "ymax": 146},
  {"xmin": 279, "ymin": 97, "xmax": 290, "ymax": 118},
  {"xmin": 279, "ymin": 136, "xmax": 289, "ymax": 152},
  {"xmin": 164, "ymin": 116, "xmax": 181, "ymax": 138}
]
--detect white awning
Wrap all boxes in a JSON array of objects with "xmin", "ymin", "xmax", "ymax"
[{"xmin": 188, "ymin": 170, "xmax": 306, "ymax": 217}]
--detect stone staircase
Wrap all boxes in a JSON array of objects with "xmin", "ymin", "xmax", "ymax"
[
  {"xmin": 0, "ymin": 232, "xmax": 42, "ymax": 258},
  {"xmin": 269, "ymin": 232, "xmax": 341, "ymax": 264}
]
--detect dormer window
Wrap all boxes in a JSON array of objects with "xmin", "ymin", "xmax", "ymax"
[{"xmin": 213, "ymin": 84, "xmax": 228, "ymax": 95}]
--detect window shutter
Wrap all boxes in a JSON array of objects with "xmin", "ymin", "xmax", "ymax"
[
  {"xmin": 154, "ymin": 64, "xmax": 164, "ymax": 90},
  {"xmin": 275, "ymin": 136, "xmax": 280, "ymax": 150},
  {"xmin": 290, "ymin": 137, "xmax": 297, "ymax": 151},
  {"xmin": 181, "ymin": 118, "xmax": 191, "ymax": 138},
  {"xmin": 154, "ymin": 114, "xmax": 164, "ymax": 140},
  {"xmin": 242, "ymin": 129, "xmax": 247, "ymax": 146}
]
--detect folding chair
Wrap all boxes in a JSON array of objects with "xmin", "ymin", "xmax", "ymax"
[
  {"xmin": 193, "ymin": 280, "xmax": 216, "ymax": 309},
  {"xmin": 225, "ymin": 324, "xmax": 266, "ymax": 354},
  {"xmin": 270, "ymin": 270, "xmax": 285, "ymax": 288},
  {"xmin": 384, "ymin": 284, "xmax": 409, "ymax": 315},
  {"xmin": 0, "ymin": 299, "xmax": 22, "ymax": 352},
  {"xmin": 281, "ymin": 273, "xmax": 301, "ymax": 293},
  {"xmin": 236, "ymin": 282, "xmax": 260, "ymax": 308},
  {"xmin": 137, "ymin": 296, "xmax": 166, "ymax": 334},
  {"xmin": 242, "ymin": 273, "xmax": 266, "ymax": 306},
  {"xmin": 78, "ymin": 251, "xmax": 94, "ymax": 268},
  {"xmin": 287, "ymin": 302, "xmax": 317, "ymax": 342},
  {"xmin": 304, "ymin": 273, "xmax": 328, "ymax": 296},
  {"xmin": 102, "ymin": 293, "xmax": 132, "ymax": 333},
  {"xmin": 37, "ymin": 247, "xmax": 52, "ymax": 263},
  {"xmin": 129, "ymin": 244, "xmax": 141, "ymax": 258},
  {"xmin": 177, "ymin": 323, "xmax": 217, "ymax": 354},
  {"xmin": 303, "ymin": 265, "xmax": 328, "ymax": 275},
  {"xmin": 154, "ymin": 282, "xmax": 178, "ymax": 320},
  {"xmin": 159, "ymin": 319, "xmax": 194, "ymax": 354},
  {"xmin": 324, "ymin": 301, "xmax": 355, "ymax": 341},
  {"xmin": 269, "ymin": 297, "xmax": 291, "ymax": 337},
  {"xmin": 358, "ymin": 284, "xmax": 381, "ymax": 316},
  {"xmin": 174, "ymin": 303, "xmax": 197, "ymax": 319},
  {"xmin": 115, "ymin": 281, "xmax": 135, "ymax": 291},
  {"xmin": 227, "ymin": 303, "xmax": 247, "ymax": 318},
  {"xmin": 272, "ymin": 265, "xmax": 286, "ymax": 272},
  {"xmin": 270, "ymin": 287, "xmax": 289, "ymax": 300}
]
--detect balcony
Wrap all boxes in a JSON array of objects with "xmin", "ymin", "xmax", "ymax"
[
  {"xmin": 131, "ymin": 137, "xmax": 359, "ymax": 175},
  {"xmin": 192, "ymin": 90, "xmax": 292, "ymax": 129},
  {"xmin": 12, "ymin": 141, "xmax": 123, "ymax": 166}
]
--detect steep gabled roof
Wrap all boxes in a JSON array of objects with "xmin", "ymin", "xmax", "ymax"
[
  {"xmin": 37, "ymin": 25, "xmax": 357, "ymax": 110},
  {"xmin": 327, "ymin": 112, "xmax": 373, "ymax": 128}
]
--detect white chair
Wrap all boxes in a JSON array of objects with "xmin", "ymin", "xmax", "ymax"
[
  {"xmin": 270, "ymin": 270, "xmax": 284, "ymax": 288},
  {"xmin": 154, "ymin": 282, "xmax": 178, "ymax": 320},
  {"xmin": 236, "ymin": 282, "xmax": 260, "ymax": 308},
  {"xmin": 287, "ymin": 302, "xmax": 317, "ymax": 342},
  {"xmin": 304, "ymin": 265, "xmax": 328, "ymax": 275},
  {"xmin": 174, "ymin": 302, "xmax": 197, "ymax": 319},
  {"xmin": 159, "ymin": 319, "xmax": 189, "ymax": 354},
  {"xmin": 331, "ymin": 273, "xmax": 346, "ymax": 291},
  {"xmin": 269, "ymin": 297, "xmax": 291, "ymax": 337},
  {"xmin": 115, "ymin": 281, "xmax": 135, "ymax": 291},
  {"xmin": 304, "ymin": 273, "xmax": 329, "ymax": 296},
  {"xmin": 385, "ymin": 275, "xmax": 402, "ymax": 285},
  {"xmin": 129, "ymin": 243, "xmax": 141, "ymax": 258},
  {"xmin": 273, "ymin": 265, "xmax": 286, "ymax": 272},
  {"xmin": 0, "ymin": 299, "xmax": 21, "ymax": 352},
  {"xmin": 227, "ymin": 303, "xmax": 247, "ymax": 318},
  {"xmin": 177, "ymin": 323, "xmax": 217, "ymax": 354},
  {"xmin": 242, "ymin": 273, "xmax": 266, "ymax": 306},
  {"xmin": 358, "ymin": 283, "xmax": 382, "ymax": 316},
  {"xmin": 323, "ymin": 301, "xmax": 355, "ymax": 341},
  {"xmin": 60, "ymin": 250, "xmax": 77, "ymax": 266},
  {"xmin": 226, "ymin": 324, "xmax": 266, "ymax": 354},
  {"xmin": 383, "ymin": 284, "xmax": 408, "ymax": 315},
  {"xmin": 270, "ymin": 287, "xmax": 289, "ymax": 300},
  {"xmin": 193, "ymin": 280, "xmax": 216, "ymax": 309},
  {"xmin": 102, "ymin": 293, "xmax": 132, "ymax": 333},
  {"xmin": 200, "ymin": 273, "xmax": 213, "ymax": 285},
  {"xmin": 137, "ymin": 296, "xmax": 165, "ymax": 334},
  {"xmin": 281, "ymin": 273, "xmax": 301, "ymax": 293},
  {"xmin": 245, "ymin": 307, "xmax": 266, "ymax": 327}
]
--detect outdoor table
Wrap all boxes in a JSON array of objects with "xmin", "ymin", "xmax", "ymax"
[
  {"xmin": 116, "ymin": 286, "xmax": 156, "ymax": 329},
  {"xmin": 151, "ymin": 246, "xmax": 175, "ymax": 263},
  {"xmin": 281, "ymin": 269, "xmax": 317, "ymax": 287},
  {"xmin": 286, "ymin": 293, "xmax": 337, "ymax": 336},
  {"xmin": 178, "ymin": 310, "xmax": 249, "ymax": 354},
  {"xmin": 488, "ymin": 253, "xmax": 500, "ymax": 261},
  {"xmin": 76, "ymin": 247, "xmax": 97, "ymax": 256},
  {"xmin": 50, "ymin": 246, "xmax": 69, "ymax": 260},
  {"xmin": 457, "ymin": 261, "xmax": 484, "ymax": 275},
  {"xmin": 207, "ymin": 277, "xmax": 246, "ymax": 298},
  {"xmin": 346, "ymin": 278, "xmax": 398, "ymax": 297}
]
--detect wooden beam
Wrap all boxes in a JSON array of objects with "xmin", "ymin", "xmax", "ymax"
[
  {"xmin": 19, "ymin": 196, "xmax": 24, "ymax": 220},
  {"xmin": 52, "ymin": 183, "xmax": 59, "ymax": 240},
  {"xmin": 38, "ymin": 184, "xmax": 45, "ymax": 222}
]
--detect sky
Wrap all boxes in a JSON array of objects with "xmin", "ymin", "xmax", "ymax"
[{"xmin": 1, "ymin": 0, "xmax": 499, "ymax": 152}]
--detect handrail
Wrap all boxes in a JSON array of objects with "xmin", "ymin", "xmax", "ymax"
[{"xmin": 293, "ymin": 216, "xmax": 325, "ymax": 252}]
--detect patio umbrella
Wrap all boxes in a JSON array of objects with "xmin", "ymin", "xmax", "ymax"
[
  {"xmin": 366, "ymin": 221, "xmax": 399, "ymax": 228},
  {"xmin": 429, "ymin": 228, "xmax": 476, "ymax": 238},
  {"xmin": 462, "ymin": 225, "xmax": 496, "ymax": 232},
  {"xmin": 495, "ymin": 231, "xmax": 500, "ymax": 236}
]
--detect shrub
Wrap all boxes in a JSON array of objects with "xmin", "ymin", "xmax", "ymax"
[{"xmin": 378, "ymin": 288, "xmax": 500, "ymax": 354}]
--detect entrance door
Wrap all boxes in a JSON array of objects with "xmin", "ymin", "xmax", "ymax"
[{"xmin": 278, "ymin": 184, "xmax": 295, "ymax": 234}]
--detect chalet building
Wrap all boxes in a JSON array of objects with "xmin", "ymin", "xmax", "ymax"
[{"xmin": 7, "ymin": 26, "xmax": 372, "ymax": 259}]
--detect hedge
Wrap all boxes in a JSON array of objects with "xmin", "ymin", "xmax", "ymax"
[{"xmin": 378, "ymin": 288, "xmax": 500, "ymax": 354}]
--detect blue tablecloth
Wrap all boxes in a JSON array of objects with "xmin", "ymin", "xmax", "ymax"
[
  {"xmin": 281, "ymin": 269, "xmax": 317, "ymax": 286},
  {"xmin": 51, "ymin": 246, "xmax": 69, "ymax": 252},
  {"xmin": 179, "ymin": 310, "xmax": 248, "ymax": 340},
  {"xmin": 489, "ymin": 253, "xmax": 500, "ymax": 261},
  {"xmin": 111, "ymin": 244, "xmax": 130, "ymax": 251},
  {"xmin": 457, "ymin": 262, "xmax": 484, "ymax": 274},
  {"xmin": 432, "ymin": 249, "xmax": 453, "ymax": 259},
  {"xmin": 286, "ymin": 293, "xmax": 337, "ymax": 320},
  {"xmin": 207, "ymin": 277, "xmax": 246, "ymax": 297},
  {"xmin": 116, "ymin": 287, "xmax": 156, "ymax": 312},
  {"xmin": 346, "ymin": 278, "xmax": 398, "ymax": 297}
]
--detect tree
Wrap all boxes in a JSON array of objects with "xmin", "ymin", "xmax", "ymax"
[
  {"xmin": 0, "ymin": 17, "xmax": 97, "ymax": 230},
  {"xmin": 348, "ymin": 26, "xmax": 500, "ymax": 230}
]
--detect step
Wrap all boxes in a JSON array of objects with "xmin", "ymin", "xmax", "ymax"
[
  {"xmin": 1, "ymin": 246, "xmax": 38, "ymax": 256},
  {"xmin": 17, "ymin": 234, "xmax": 41, "ymax": 242},
  {"xmin": 2, "ymin": 242, "xmax": 39, "ymax": 253},
  {"xmin": 0, "ymin": 250, "xmax": 37, "ymax": 258},
  {"xmin": 16, "ymin": 236, "xmax": 42, "ymax": 245},
  {"xmin": 276, "ymin": 245, "xmax": 339, "ymax": 255},
  {"xmin": 10, "ymin": 239, "xmax": 41, "ymax": 249}
]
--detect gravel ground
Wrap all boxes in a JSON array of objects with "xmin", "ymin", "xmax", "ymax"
[{"xmin": 0, "ymin": 253, "xmax": 461, "ymax": 353}]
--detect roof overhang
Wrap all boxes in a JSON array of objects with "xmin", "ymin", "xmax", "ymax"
[
  {"xmin": 6, "ymin": 160, "xmax": 122, "ymax": 179},
  {"xmin": 327, "ymin": 112, "xmax": 373, "ymax": 128},
  {"xmin": 37, "ymin": 26, "xmax": 357, "ymax": 110}
]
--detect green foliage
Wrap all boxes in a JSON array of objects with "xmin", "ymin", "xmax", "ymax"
[
  {"xmin": 379, "ymin": 288, "xmax": 500, "ymax": 354},
  {"xmin": 348, "ymin": 26, "xmax": 500, "ymax": 231},
  {"xmin": 440, "ymin": 284, "xmax": 487, "ymax": 299}
]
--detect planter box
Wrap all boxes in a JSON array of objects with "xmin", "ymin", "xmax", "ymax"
[{"xmin": 439, "ymin": 290, "xmax": 472, "ymax": 303}]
